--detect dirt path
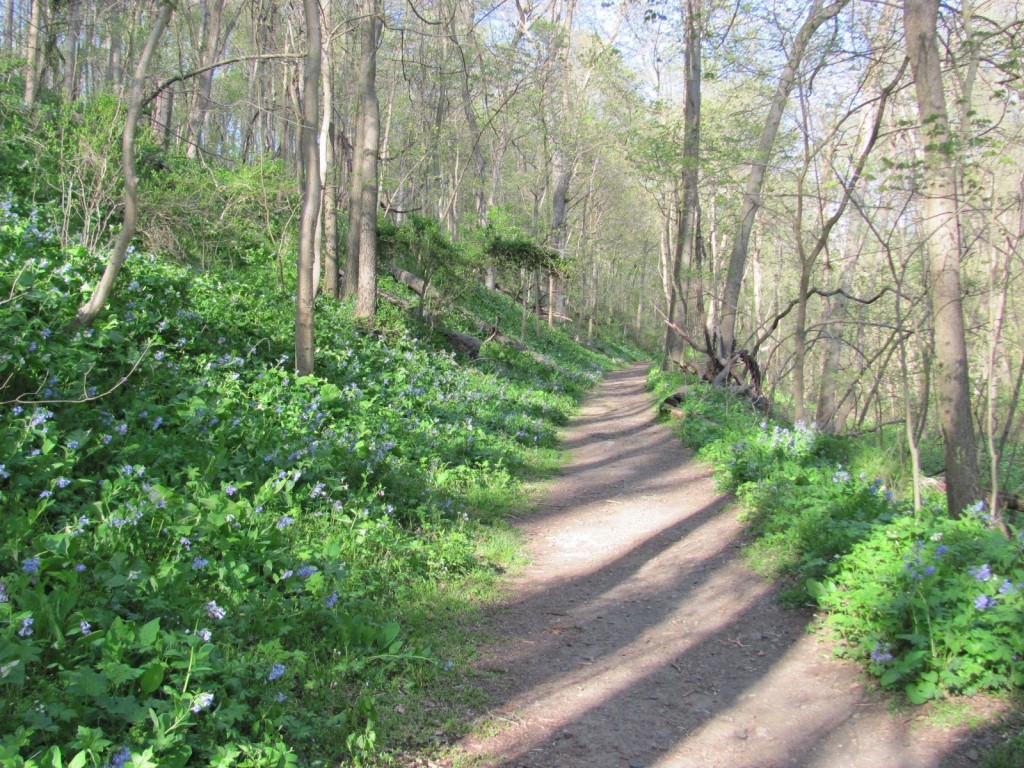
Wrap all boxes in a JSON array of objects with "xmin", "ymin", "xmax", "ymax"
[{"xmin": 451, "ymin": 364, "xmax": 998, "ymax": 768}]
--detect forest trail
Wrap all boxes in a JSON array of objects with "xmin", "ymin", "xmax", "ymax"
[{"xmin": 448, "ymin": 364, "xmax": 993, "ymax": 768}]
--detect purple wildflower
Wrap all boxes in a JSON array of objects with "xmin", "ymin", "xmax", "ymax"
[
  {"xmin": 191, "ymin": 692, "xmax": 215, "ymax": 712},
  {"xmin": 974, "ymin": 594, "xmax": 998, "ymax": 610},
  {"xmin": 969, "ymin": 564, "xmax": 993, "ymax": 581},
  {"xmin": 266, "ymin": 662, "xmax": 286, "ymax": 682}
]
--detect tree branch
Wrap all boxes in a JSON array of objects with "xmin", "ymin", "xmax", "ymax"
[{"xmin": 144, "ymin": 53, "xmax": 305, "ymax": 107}]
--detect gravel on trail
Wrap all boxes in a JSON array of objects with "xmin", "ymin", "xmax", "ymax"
[{"xmin": 445, "ymin": 364, "xmax": 1004, "ymax": 768}]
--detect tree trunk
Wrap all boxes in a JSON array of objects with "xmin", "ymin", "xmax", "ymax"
[
  {"xmin": 665, "ymin": 0, "xmax": 702, "ymax": 367},
  {"xmin": 74, "ymin": 1, "xmax": 174, "ymax": 327},
  {"xmin": 62, "ymin": 0, "xmax": 82, "ymax": 102},
  {"xmin": 3, "ymin": 0, "xmax": 14, "ymax": 53},
  {"xmin": 717, "ymin": 0, "xmax": 849, "ymax": 357},
  {"xmin": 23, "ymin": 0, "xmax": 43, "ymax": 107},
  {"xmin": 295, "ymin": 0, "xmax": 322, "ymax": 375},
  {"xmin": 353, "ymin": 0, "xmax": 381, "ymax": 321},
  {"xmin": 904, "ymin": 0, "xmax": 980, "ymax": 516}
]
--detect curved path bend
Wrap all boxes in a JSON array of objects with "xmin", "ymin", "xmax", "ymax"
[{"xmin": 451, "ymin": 364, "xmax": 995, "ymax": 768}]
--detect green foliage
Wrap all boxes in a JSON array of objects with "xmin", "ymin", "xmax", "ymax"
[
  {"xmin": 815, "ymin": 506, "xmax": 1024, "ymax": 703},
  {"xmin": 379, "ymin": 213, "xmax": 476, "ymax": 314},
  {"xmin": 652, "ymin": 372, "xmax": 1024, "ymax": 705},
  {"xmin": 141, "ymin": 153, "xmax": 296, "ymax": 269},
  {"xmin": 0, "ymin": 192, "xmax": 617, "ymax": 766},
  {"xmin": 481, "ymin": 206, "xmax": 568, "ymax": 277}
]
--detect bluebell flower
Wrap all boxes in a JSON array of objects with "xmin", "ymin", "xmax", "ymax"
[
  {"xmin": 180, "ymin": 537, "xmax": 191, "ymax": 551},
  {"xmin": 39, "ymin": 490, "xmax": 51, "ymax": 498},
  {"xmin": 0, "ymin": 465, "xmax": 8, "ymax": 480},
  {"xmin": 80, "ymin": 620, "xmax": 92, "ymax": 635},
  {"xmin": 205, "ymin": 600, "xmax": 226, "ymax": 620},
  {"xmin": 935, "ymin": 545, "xmax": 949, "ymax": 557},
  {"xmin": 224, "ymin": 484, "xmax": 237, "ymax": 496},
  {"xmin": 266, "ymin": 662, "xmax": 286, "ymax": 681},
  {"xmin": 152, "ymin": 417, "xmax": 163, "ymax": 430},
  {"xmin": 197, "ymin": 628, "xmax": 212, "ymax": 642},
  {"xmin": 66, "ymin": 439, "xmax": 79, "ymax": 450},
  {"xmin": 192, "ymin": 557, "xmax": 210, "ymax": 570},
  {"xmin": 0, "ymin": 583, "xmax": 8, "ymax": 603},
  {"xmin": 18, "ymin": 615, "xmax": 33, "ymax": 637},
  {"xmin": 998, "ymin": 580, "xmax": 1017, "ymax": 595},
  {"xmin": 969, "ymin": 564, "xmax": 993, "ymax": 581},
  {"xmin": 103, "ymin": 746, "xmax": 131, "ymax": 768},
  {"xmin": 325, "ymin": 591, "xmax": 339, "ymax": 608},
  {"xmin": 975, "ymin": 594, "xmax": 998, "ymax": 610},
  {"xmin": 56, "ymin": 476, "xmax": 71, "ymax": 488},
  {"xmin": 191, "ymin": 692, "xmax": 215, "ymax": 712},
  {"xmin": 75, "ymin": 564, "xmax": 86, "ymax": 572},
  {"xmin": 276, "ymin": 692, "xmax": 287, "ymax": 702},
  {"xmin": 276, "ymin": 516, "xmax": 294, "ymax": 529},
  {"xmin": 23, "ymin": 557, "xmax": 40, "ymax": 574},
  {"xmin": 296, "ymin": 565, "xmax": 318, "ymax": 578}
]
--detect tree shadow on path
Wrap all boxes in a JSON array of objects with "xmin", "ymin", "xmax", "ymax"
[{"xmin": 452, "ymin": 365, "xmax": 1001, "ymax": 768}]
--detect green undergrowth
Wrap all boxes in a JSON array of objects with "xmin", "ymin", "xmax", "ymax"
[
  {"xmin": 0, "ymin": 190, "xmax": 623, "ymax": 767},
  {"xmin": 647, "ymin": 368, "xmax": 1024, "ymax": 709}
]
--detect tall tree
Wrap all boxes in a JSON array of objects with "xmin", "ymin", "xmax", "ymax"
[
  {"xmin": 349, "ymin": 0, "xmax": 382, "ymax": 320},
  {"xmin": 74, "ymin": 1, "xmax": 175, "ymax": 327},
  {"xmin": 23, "ymin": 0, "xmax": 44, "ymax": 107},
  {"xmin": 295, "ymin": 0, "xmax": 322, "ymax": 375},
  {"xmin": 716, "ymin": 0, "xmax": 849, "ymax": 362},
  {"xmin": 903, "ymin": 0, "xmax": 979, "ymax": 516},
  {"xmin": 664, "ymin": 0, "xmax": 702, "ymax": 368}
]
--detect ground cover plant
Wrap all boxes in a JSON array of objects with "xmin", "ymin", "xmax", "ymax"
[
  {"xmin": 647, "ymin": 369, "xmax": 1024, "ymax": 707},
  {"xmin": 0, "ymin": 193, "xmax": 620, "ymax": 767}
]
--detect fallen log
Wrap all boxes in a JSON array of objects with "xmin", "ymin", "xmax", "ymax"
[{"xmin": 386, "ymin": 263, "xmax": 438, "ymax": 300}]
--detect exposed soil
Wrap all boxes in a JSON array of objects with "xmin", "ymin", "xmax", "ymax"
[{"xmin": 437, "ymin": 364, "xmax": 1011, "ymax": 768}]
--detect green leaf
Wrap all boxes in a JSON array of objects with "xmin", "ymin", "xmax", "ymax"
[
  {"xmin": 376, "ymin": 622, "xmax": 401, "ymax": 650},
  {"xmin": 138, "ymin": 618, "xmax": 161, "ymax": 648},
  {"xmin": 138, "ymin": 662, "xmax": 164, "ymax": 694},
  {"xmin": 320, "ymin": 383, "xmax": 343, "ymax": 402},
  {"xmin": 905, "ymin": 680, "xmax": 937, "ymax": 704},
  {"xmin": 100, "ymin": 660, "xmax": 142, "ymax": 687}
]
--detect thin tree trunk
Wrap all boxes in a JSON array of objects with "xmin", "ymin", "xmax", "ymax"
[
  {"xmin": 74, "ymin": 1, "xmax": 174, "ymax": 327},
  {"xmin": 62, "ymin": 0, "xmax": 81, "ymax": 102},
  {"xmin": 295, "ymin": 0, "xmax": 322, "ymax": 375},
  {"xmin": 717, "ymin": 0, "xmax": 849, "ymax": 357},
  {"xmin": 904, "ymin": 0, "xmax": 980, "ymax": 516},
  {"xmin": 666, "ymin": 0, "xmax": 702, "ymax": 367},
  {"xmin": 3, "ymin": 0, "xmax": 14, "ymax": 53}
]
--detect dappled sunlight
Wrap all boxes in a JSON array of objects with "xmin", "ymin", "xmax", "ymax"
[{"xmin": 457, "ymin": 365, "xmax": 984, "ymax": 768}]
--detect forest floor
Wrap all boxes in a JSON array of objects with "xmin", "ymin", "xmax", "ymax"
[{"xmin": 418, "ymin": 363, "xmax": 1015, "ymax": 768}]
